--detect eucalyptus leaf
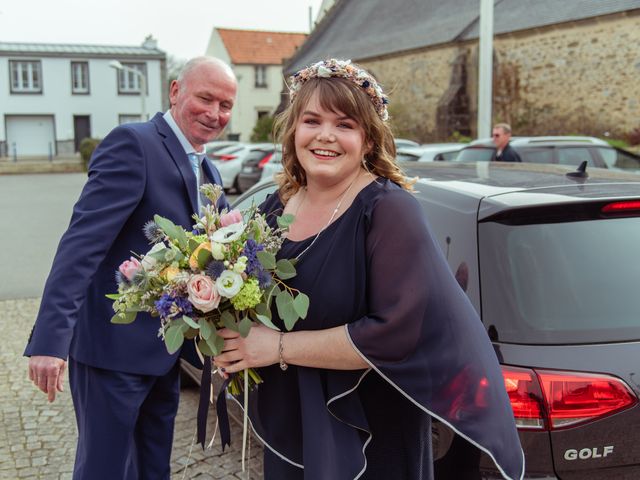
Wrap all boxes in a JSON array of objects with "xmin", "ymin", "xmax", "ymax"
[
  {"xmin": 256, "ymin": 314, "xmax": 279, "ymax": 330},
  {"xmin": 293, "ymin": 293, "xmax": 310, "ymax": 319},
  {"xmin": 277, "ymin": 213, "xmax": 295, "ymax": 229},
  {"xmin": 255, "ymin": 303, "xmax": 272, "ymax": 320},
  {"xmin": 276, "ymin": 291, "xmax": 298, "ymax": 331},
  {"xmin": 197, "ymin": 338, "xmax": 215, "ymax": 356},
  {"xmin": 188, "ymin": 238, "xmax": 201, "ymax": 252},
  {"xmin": 206, "ymin": 333, "xmax": 225, "ymax": 356},
  {"xmin": 238, "ymin": 317, "xmax": 253, "ymax": 338},
  {"xmin": 164, "ymin": 324, "xmax": 185, "ymax": 354},
  {"xmin": 199, "ymin": 318, "xmax": 213, "ymax": 340},
  {"xmin": 110, "ymin": 311, "xmax": 137, "ymax": 324},
  {"xmin": 182, "ymin": 315, "xmax": 200, "ymax": 329},
  {"xmin": 257, "ymin": 250, "xmax": 276, "ymax": 270},
  {"xmin": 197, "ymin": 248, "xmax": 212, "ymax": 270},
  {"xmin": 221, "ymin": 311, "xmax": 238, "ymax": 332},
  {"xmin": 275, "ymin": 259, "xmax": 297, "ymax": 280},
  {"xmin": 105, "ymin": 293, "xmax": 122, "ymax": 300},
  {"xmin": 153, "ymin": 215, "xmax": 188, "ymax": 249}
]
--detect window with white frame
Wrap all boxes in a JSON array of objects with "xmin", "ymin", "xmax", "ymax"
[
  {"xmin": 254, "ymin": 65, "xmax": 267, "ymax": 88},
  {"xmin": 116, "ymin": 63, "xmax": 147, "ymax": 94},
  {"xmin": 71, "ymin": 61, "xmax": 90, "ymax": 94},
  {"xmin": 10, "ymin": 60, "xmax": 42, "ymax": 93}
]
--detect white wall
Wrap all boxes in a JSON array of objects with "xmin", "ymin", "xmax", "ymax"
[
  {"xmin": 0, "ymin": 57, "xmax": 164, "ymax": 144},
  {"xmin": 231, "ymin": 64, "xmax": 284, "ymax": 142}
]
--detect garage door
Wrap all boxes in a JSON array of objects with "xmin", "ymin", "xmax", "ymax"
[{"xmin": 6, "ymin": 115, "xmax": 55, "ymax": 157}]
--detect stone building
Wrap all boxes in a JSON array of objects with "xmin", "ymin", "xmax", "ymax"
[{"xmin": 286, "ymin": 0, "xmax": 640, "ymax": 141}]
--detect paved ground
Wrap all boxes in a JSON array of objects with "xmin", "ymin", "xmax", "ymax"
[{"xmin": 0, "ymin": 298, "xmax": 264, "ymax": 479}]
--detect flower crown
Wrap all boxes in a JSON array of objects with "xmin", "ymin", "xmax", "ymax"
[{"xmin": 288, "ymin": 59, "xmax": 390, "ymax": 121}]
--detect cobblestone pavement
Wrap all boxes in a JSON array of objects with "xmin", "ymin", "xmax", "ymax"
[{"xmin": 1, "ymin": 298, "xmax": 264, "ymax": 479}]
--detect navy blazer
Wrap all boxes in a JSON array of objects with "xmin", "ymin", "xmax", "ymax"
[{"xmin": 25, "ymin": 113, "xmax": 229, "ymax": 375}]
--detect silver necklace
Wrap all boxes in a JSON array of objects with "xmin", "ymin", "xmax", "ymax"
[{"xmin": 294, "ymin": 173, "xmax": 360, "ymax": 260}]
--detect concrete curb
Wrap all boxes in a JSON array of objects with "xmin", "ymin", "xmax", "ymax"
[{"xmin": 0, "ymin": 161, "xmax": 85, "ymax": 175}]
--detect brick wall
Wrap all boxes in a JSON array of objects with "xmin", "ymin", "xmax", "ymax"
[{"xmin": 361, "ymin": 10, "xmax": 640, "ymax": 141}]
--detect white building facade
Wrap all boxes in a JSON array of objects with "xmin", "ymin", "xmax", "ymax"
[
  {"xmin": 0, "ymin": 40, "xmax": 166, "ymax": 158},
  {"xmin": 205, "ymin": 28, "xmax": 306, "ymax": 142}
]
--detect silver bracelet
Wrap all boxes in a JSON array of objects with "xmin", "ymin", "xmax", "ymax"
[{"xmin": 278, "ymin": 332, "xmax": 288, "ymax": 371}]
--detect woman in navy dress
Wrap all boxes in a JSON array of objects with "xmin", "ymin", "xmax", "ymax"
[{"xmin": 214, "ymin": 59, "xmax": 524, "ymax": 480}]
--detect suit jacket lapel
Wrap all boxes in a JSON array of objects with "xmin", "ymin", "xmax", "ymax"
[{"xmin": 151, "ymin": 113, "xmax": 199, "ymax": 215}]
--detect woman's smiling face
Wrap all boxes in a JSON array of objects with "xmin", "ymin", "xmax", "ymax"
[{"xmin": 294, "ymin": 90, "xmax": 368, "ymax": 185}]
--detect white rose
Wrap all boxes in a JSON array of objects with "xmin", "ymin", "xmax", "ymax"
[
  {"xmin": 210, "ymin": 242, "xmax": 225, "ymax": 260},
  {"xmin": 215, "ymin": 270, "xmax": 244, "ymax": 298}
]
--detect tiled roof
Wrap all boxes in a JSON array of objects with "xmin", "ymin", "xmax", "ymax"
[
  {"xmin": 217, "ymin": 28, "xmax": 307, "ymax": 65},
  {"xmin": 286, "ymin": 0, "xmax": 640, "ymax": 73},
  {"xmin": 0, "ymin": 42, "xmax": 165, "ymax": 57}
]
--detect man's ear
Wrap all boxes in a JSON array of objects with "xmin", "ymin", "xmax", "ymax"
[{"xmin": 168, "ymin": 80, "xmax": 179, "ymax": 106}]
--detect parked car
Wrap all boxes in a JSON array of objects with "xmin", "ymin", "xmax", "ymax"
[
  {"xmin": 193, "ymin": 161, "xmax": 640, "ymax": 478},
  {"xmin": 205, "ymin": 140, "xmax": 241, "ymax": 157},
  {"xmin": 260, "ymin": 147, "xmax": 284, "ymax": 182},
  {"xmin": 454, "ymin": 135, "xmax": 640, "ymax": 171},
  {"xmin": 209, "ymin": 143, "xmax": 273, "ymax": 193},
  {"xmin": 396, "ymin": 143, "xmax": 466, "ymax": 162},
  {"xmin": 235, "ymin": 145, "xmax": 281, "ymax": 193},
  {"xmin": 394, "ymin": 138, "xmax": 420, "ymax": 149}
]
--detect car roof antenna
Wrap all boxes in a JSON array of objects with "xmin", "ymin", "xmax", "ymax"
[{"xmin": 566, "ymin": 161, "xmax": 588, "ymax": 180}]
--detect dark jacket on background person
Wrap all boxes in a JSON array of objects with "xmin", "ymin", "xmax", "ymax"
[{"xmin": 495, "ymin": 143, "xmax": 522, "ymax": 162}]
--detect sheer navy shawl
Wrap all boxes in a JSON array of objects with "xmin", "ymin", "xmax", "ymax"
[{"xmin": 244, "ymin": 178, "xmax": 524, "ymax": 480}]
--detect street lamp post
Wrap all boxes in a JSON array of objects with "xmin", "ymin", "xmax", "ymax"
[
  {"xmin": 109, "ymin": 60, "xmax": 147, "ymax": 121},
  {"xmin": 477, "ymin": 0, "xmax": 494, "ymax": 139}
]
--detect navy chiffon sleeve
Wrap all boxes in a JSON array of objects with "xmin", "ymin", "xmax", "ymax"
[{"xmin": 347, "ymin": 189, "xmax": 525, "ymax": 480}]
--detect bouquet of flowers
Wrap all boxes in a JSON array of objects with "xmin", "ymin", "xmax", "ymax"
[{"xmin": 107, "ymin": 183, "xmax": 308, "ymax": 395}]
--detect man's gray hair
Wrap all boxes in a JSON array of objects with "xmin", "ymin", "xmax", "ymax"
[{"xmin": 493, "ymin": 123, "xmax": 512, "ymax": 134}]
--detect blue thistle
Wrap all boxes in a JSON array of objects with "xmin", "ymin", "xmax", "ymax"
[
  {"xmin": 257, "ymin": 270, "xmax": 272, "ymax": 289},
  {"xmin": 115, "ymin": 270, "xmax": 126, "ymax": 285},
  {"xmin": 206, "ymin": 261, "xmax": 226, "ymax": 280},
  {"xmin": 143, "ymin": 220, "xmax": 164, "ymax": 243}
]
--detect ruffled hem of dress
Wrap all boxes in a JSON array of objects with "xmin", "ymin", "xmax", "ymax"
[{"xmin": 342, "ymin": 325, "xmax": 526, "ymax": 480}]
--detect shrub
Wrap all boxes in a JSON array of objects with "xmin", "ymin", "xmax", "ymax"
[
  {"xmin": 250, "ymin": 116, "xmax": 275, "ymax": 143},
  {"xmin": 79, "ymin": 137, "xmax": 101, "ymax": 172}
]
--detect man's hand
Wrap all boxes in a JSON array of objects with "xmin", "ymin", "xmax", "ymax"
[{"xmin": 28, "ymin": 356, "xmax": 66, "ymax": 402}]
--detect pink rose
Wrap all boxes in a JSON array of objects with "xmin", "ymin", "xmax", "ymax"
[
  {"xmin": 187, "ymin": 274, "xmax": 221, "ymax": 313},
  {"xmin": 118, "ymin": 257, "xmax": 141, "ymax": 281},
  {"xmin": 219, "ymin": 209, "xmax": 243, "ymax": 227}
]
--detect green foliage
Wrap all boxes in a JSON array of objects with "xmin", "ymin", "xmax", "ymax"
[
  {"xmin": 605, "ymin": 138, "xmax": 629, "ymax": 149},
  {"xmin": 449, "ymin": 131, "xmax": 472, "ymax": 143},
  {"xmin": 79, "ymin": 137, "xmax": 101, "ymax": 172},
  {"xmin": 250, "ymin": 115, "xmax": 275, "ymax": 142}
]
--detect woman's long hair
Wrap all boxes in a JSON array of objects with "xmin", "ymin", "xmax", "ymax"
[{"xmin": 273, "ymin": 75, "xmax": 413, "ymax": 203}]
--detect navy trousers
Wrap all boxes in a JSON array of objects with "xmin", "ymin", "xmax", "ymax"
[{"xmin": 68, "ymin": 357, "xmax": 180, "ymax": 480}]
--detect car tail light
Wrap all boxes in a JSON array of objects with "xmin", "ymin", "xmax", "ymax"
[
  {"xmin": 258, "ymin": 153, "xmax": 274, "ymax": 169},
  {"xmin": 502, "ymin": 366, "xmax": 638, "ymax": 430},
  {"xmin": 502, "ymin": 366, "xmax": 546, "ymax": 429},
  {"xmin": 601, "ymin": 200, "xmax": 640, "ymax": 213},
  {"xmin": 215, "ymin": 154, "xmax": 237, "ymax": 162}
]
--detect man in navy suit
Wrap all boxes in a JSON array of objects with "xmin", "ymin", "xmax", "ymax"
[{"xmin": 24, "ymin": 56, "xmax": 237, "ymax": 479}]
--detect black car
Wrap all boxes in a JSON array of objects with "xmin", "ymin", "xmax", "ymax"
[
  {"xmin": 186, "ymin": 162, "xmax": 640, "ymax": 479},
  {"xmin": 235, "ymin": 145, "xmax": 280, "ymax": 193},
  {"xmin": 454, "ymin": 136, "xmax": 640, "ymax": 172}
]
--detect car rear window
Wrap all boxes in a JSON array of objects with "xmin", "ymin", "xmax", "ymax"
[
  {"xmin": 455, "ymin": 147, "xmax": 494, "ymax": 162},
  {"xmin": 597, "ymin": 147, "xmax": 640, "ymax": 171},
  {"xmin": 478, "ymin": 203, "xmax": 640, "ymax": 344}
]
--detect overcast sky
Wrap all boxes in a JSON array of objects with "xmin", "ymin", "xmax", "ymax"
[{"xmin": 0, "ymin": 0, "xmax": 324, "ymax": 60}]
